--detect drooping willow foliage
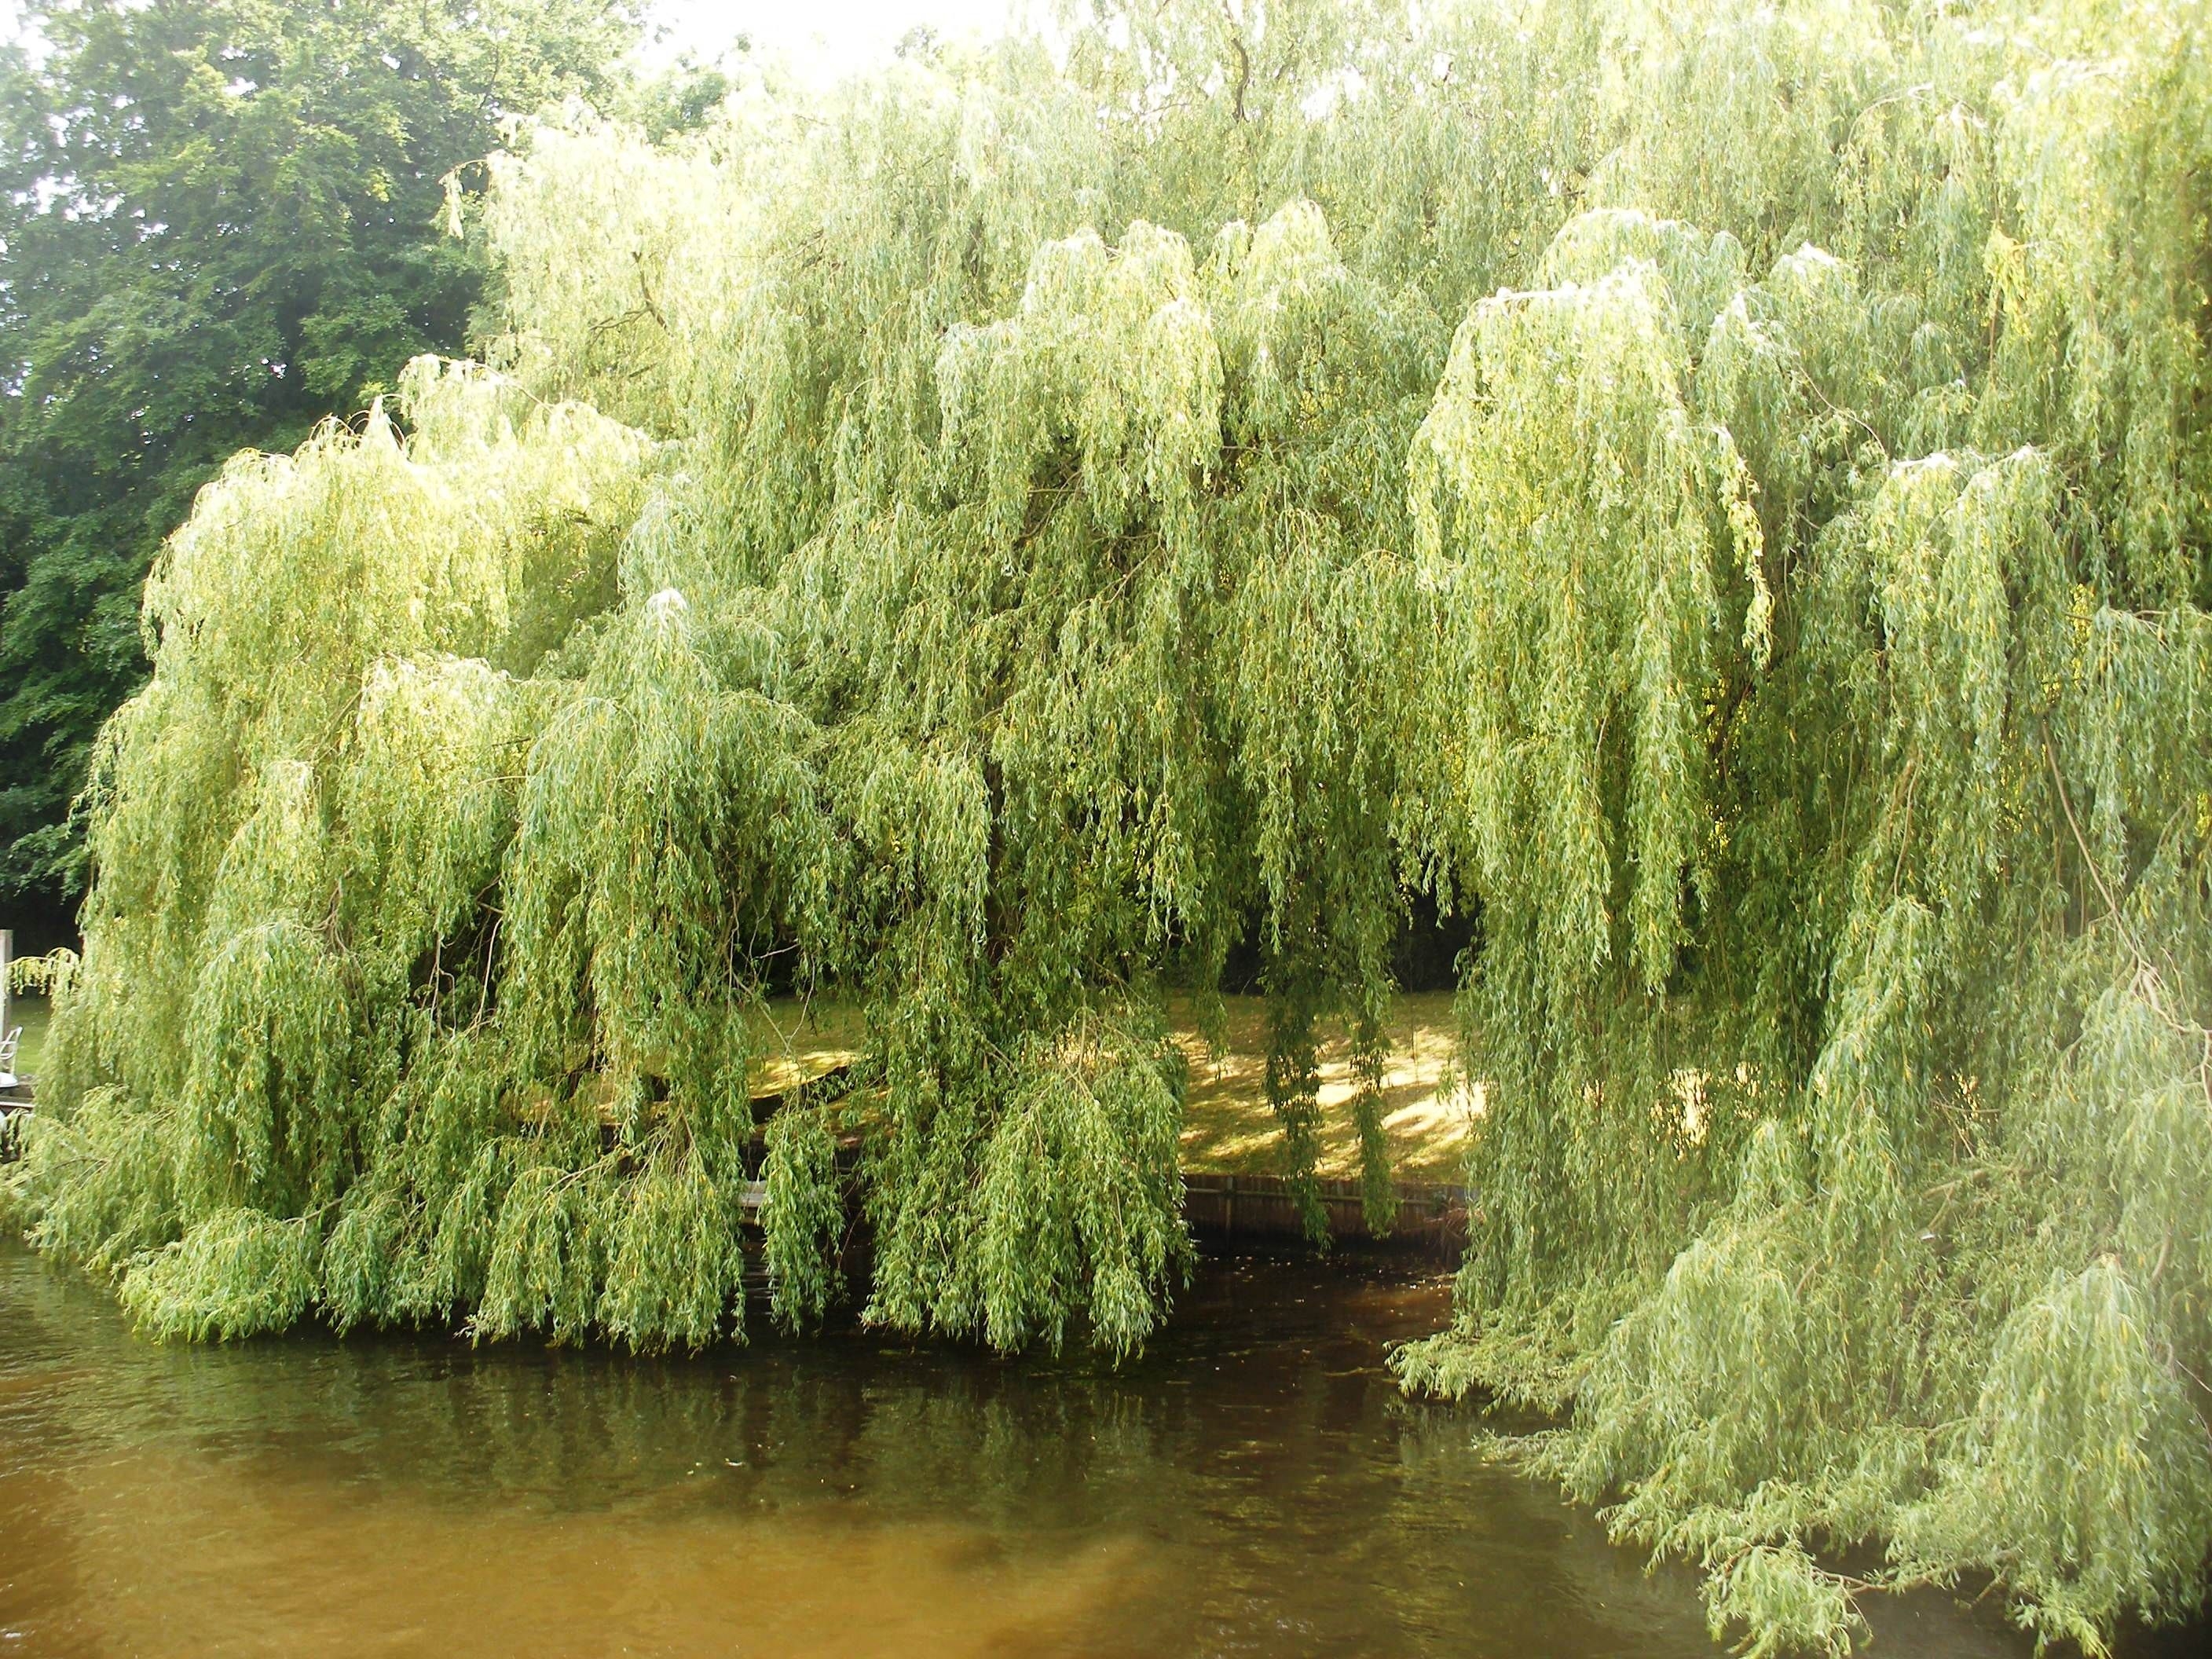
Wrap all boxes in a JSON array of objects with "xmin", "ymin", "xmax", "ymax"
[{"xmin": 9, "ymin": 0, "xmax": 2212, "ymax": 1648}]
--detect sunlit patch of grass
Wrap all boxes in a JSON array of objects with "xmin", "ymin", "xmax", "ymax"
[
  {"xmin": 745, "ymin": 996, "xmax": 870, "ymax": 1095},
  {"xmin": 745, "ymin": 991, "xmax": 1478, "ymax": 1184},
  {"xmin": 1170, "ymin": 991, "xmax": 1477, "ymax": 1185}
]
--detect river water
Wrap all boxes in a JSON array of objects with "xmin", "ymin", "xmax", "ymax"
[{"xmin": 0, "ymin": 1238, "xmax": 2090, "ymax": 1657}]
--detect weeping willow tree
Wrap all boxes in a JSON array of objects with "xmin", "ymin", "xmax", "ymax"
[{"xmin": 9, "ymin": 0, "xmax": 2212, "ymax": 1650}]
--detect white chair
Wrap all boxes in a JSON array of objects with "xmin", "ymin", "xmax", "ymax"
[{"xmin": 0, "ymin": 1025, "xmax": 18, "ymax": 1087}]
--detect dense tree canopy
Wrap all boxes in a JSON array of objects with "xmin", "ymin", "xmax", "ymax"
[
  {"xmin": 9, "ymin": 2, "xmax": 2212, "ymax": 1653},
  {"xmin": 0, "ymin": 0, "xmax": 650, "ymax": 939}
]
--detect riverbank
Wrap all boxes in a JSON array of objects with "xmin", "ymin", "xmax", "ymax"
[{"xmin": 8, "ymin": 991, "xmax": 1470, "ymax": 1181}]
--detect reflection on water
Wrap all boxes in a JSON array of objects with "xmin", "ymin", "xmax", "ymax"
[{"xmin": 2, "ymin": 1240, "xmax": 2038, "ymax": 1657}]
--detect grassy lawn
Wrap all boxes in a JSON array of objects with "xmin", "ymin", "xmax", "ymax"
[
  {"xmin": 1171, "ymin": 991, "xmax": 1475, "ymax": 1185},
  {"xmin": 6, "ymin": 994, "xmax": 47, "ymax": 1078},
  {"xmin": 745, "ymin": 991, "xmax": 1477, "ymax": 1186},
  {"xmin": 746, "ymin": 996, "xmax": 871, "ymax": 1094}
]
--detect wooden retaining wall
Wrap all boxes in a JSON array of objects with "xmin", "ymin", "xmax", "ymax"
[
  {"xmin": 731, "ymin": 1165, "xmax": 1469, "ymax": 1257},
  {"xmin": 1181, "ymin": 1171, "xmax": 1470, "ymax": 1254}
]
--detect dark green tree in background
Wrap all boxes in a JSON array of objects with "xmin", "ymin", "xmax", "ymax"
[{"xmin": 0, "ymin": 0, "xmax": 651, "ymax": 945}]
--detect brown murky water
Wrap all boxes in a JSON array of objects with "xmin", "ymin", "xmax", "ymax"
[{"xmin": 0, "ymin": 1239, "xmax": 2061, "ymax": 1657}]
